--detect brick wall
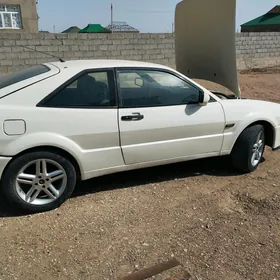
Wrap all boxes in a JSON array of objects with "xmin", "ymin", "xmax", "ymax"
[
  {"xmin": 236, "ymin": 32, "xmax": 280, "ymax": 70},
  {"xmin": 0, "ymin": 32, "xmax": 280, "ymax": 74}
]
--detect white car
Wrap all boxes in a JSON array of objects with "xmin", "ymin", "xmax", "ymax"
[{"xmin": 0, "ymin": 59, "xmax": 279, "ymax": 213}]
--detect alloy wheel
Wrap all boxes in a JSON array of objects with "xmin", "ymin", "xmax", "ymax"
[
  {"xmin": 251, "ymin": 131, "xmax": 265, "ymax": 167},
  {"xmin": 15, "ymin": 159, "xmax": 67, "ymax": 205}
]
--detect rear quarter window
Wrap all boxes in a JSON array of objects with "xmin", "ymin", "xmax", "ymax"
[{"xmin": 0, "ymin": 65, "xmax": 50, "ymax": 90}]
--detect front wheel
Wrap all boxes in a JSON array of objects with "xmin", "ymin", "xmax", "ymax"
[
  {"xmin": 1, "ymin": 151, "xmax": 77, "ymax": 213},
  {"xmin": 231, "ymin": 124, "xmax": 265, "ymax": 173}
]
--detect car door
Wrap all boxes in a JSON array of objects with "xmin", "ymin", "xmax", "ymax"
[
  {"xmin": 117, "ymin": 68, "xmax": 226, "ymax": 165},
  {"xmin": 37, "ymin": 69, "xmax": 124, "ymax": 173}
]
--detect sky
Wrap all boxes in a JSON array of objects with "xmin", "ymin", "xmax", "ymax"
[{"xmin": 37, "ymin": 0, "xmax": 280, "ymax": 33}]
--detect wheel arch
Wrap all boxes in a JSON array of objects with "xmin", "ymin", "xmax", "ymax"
[
  {"xmin": 232, "ymin": 120, "xmax": 275, "ymax": 151},
  {"xmin": 247, "ymin": 120, "xmax": 274, "ymax": 148},
  {"xmin": 3, "ymin": 145, "xmax": 82, "ymax": 181}
]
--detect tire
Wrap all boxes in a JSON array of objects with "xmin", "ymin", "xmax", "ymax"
[
  {"xmin": 1, "ymin": 151, "xmax": 76, "ymax": 213},
  {"xmin": 231, "ymin": 124, "xmax": 265, "ymax": 173}
]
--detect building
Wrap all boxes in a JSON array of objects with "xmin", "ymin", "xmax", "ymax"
[
  {"xmin": 241, "ymin": 5, "xmax": 280, "ymax": 32},
  {"xmin": 106, "ymin": 21, "xmax": 139, "ymax": 33},
  {"xmin": 62, "ymin": 26, "xmax": 80, "ymax": 33},
  {"xmin": 79, "ymin": 24, "xmax": 110, "ymax": 33},
  {"xmin": 0, "ymin": 0, "xmax": 38, "ymax": 33}
]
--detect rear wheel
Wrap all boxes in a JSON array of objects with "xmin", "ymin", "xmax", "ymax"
[
  {"xmin": 231, "ymin": 124, "xmax": 265, "ymax": 173},
  {"xmin": 1, "ymin": 151, "xmax": 76, "ymax": 213}
]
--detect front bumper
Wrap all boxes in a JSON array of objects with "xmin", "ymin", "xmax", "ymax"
[
  {"xmin": 0, "ymin": 157, "xmax": 12, "ymax": 178},
  {"xmin": 273, "ymin": 125, "xmax": 280, "ymax": 150}
]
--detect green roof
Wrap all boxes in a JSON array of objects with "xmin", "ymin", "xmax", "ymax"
[
  {"xmin": 242, "ymin": 6, "xmax": 280, "ymax": 27},
  {"xmin": 62, "ymin": 26, "xmax": 80, "ymax": 33},
  {"xmin": 79, "ymin": 24, "xmax": 111, "ymax": 33}
]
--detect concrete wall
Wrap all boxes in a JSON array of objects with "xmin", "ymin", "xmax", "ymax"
[
  {"xmin": 0, "ymin": 0, "xmax": 38, "ymax": 33},
  {"xmin": 236, "ymin": 32, "xmax": 280, "ymax": 70},
  {"xmin": 0, "ymin": 32, "xmax": 280, "ymax": 74}
]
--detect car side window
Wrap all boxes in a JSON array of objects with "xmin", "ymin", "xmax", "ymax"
[
  {"xmin": 117, "ymin": 69, "xmax": 201, "ymax": 108},
  {"xmin": 42, "ymin": 70, "xmax": 116, "ymax": 108}
]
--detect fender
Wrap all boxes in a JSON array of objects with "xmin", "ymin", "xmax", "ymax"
[
  {"xmin": 221, "ymin": 112, "xmax": 278, "ymax": 153},
  {"xmin": 1, "ymin": 132, "xmax": 85, "ymax": 173}
]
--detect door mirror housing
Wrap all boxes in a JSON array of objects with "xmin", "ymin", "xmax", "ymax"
[
  {"xmin": 199, "ymin": 91, "xmax": 210, "ymax": 106},
  {"xmin": 135, "ymin": 77, "xmax": 143, "ymax": 87}
]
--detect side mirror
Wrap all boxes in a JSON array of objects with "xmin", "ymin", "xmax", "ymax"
[
  {"xmin": 135, "ymin": 77, "xmax": 143, "ymax": 87},
  {"xmin": 199, "ymin": 91, "xmax": 210, "ymax": 106}
]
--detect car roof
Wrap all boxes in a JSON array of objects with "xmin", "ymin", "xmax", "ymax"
[{"xmin": 46, "ymin": 59, "xmax": 173, "ymax": 71}]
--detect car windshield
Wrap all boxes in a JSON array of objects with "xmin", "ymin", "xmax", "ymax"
[{"xmin": 0, "ymin": 65, "xmax": 50, "ymax": 90}]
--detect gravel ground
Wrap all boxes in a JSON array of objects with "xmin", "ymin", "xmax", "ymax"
[{"xmin": 0, "ymin": 69, "xmax": 280, "ymax": 280}]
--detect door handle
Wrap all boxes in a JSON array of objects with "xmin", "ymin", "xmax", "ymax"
[{"xmin": 121, "ymin": 112, "xmax": 144, "ymax": 121}]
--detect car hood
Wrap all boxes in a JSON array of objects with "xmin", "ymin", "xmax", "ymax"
[{"xmin": 175, "ymin": 0, "xmax": 240, "ymax": 97}]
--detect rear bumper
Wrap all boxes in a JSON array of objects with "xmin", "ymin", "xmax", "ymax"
[
  {"xmin": 273, "ymin": 125, "xmax": 280, "ymax": 150},
  {"xmin": 0, "ymin": 156, "xmax": 12, "ymax": 178}
]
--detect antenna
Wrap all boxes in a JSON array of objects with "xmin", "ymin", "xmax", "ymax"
[
  {"xmin": 20, "ymin": 45, "xmax": 65, "ymax": 62},
  {"xmin": 111, "ymin": 3, "xmax": 114, "ymax": 33}
]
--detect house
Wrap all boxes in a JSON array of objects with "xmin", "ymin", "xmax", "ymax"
[
  {"xmin": 79, "ymin": 24, "xmax": 110, "ymax": 33},
  {"xmin": 0, "ymin": 0, "xmax": 38, "ymax": 32},
  {"xmin": 241, "ymin": 5, "xmax": 280, "ymax": 32},
  {"xmin": 62, "ymin": 26, "xmax": 80, "ymax": 33},
  {"xmin": 106, "ymin": 21, "xmax": 139, "ymax": 33}
]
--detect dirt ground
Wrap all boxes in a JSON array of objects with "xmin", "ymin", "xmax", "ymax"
[{"xmin": 1, "ymin": 69, "xmax": 280, "ymax": 280}]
